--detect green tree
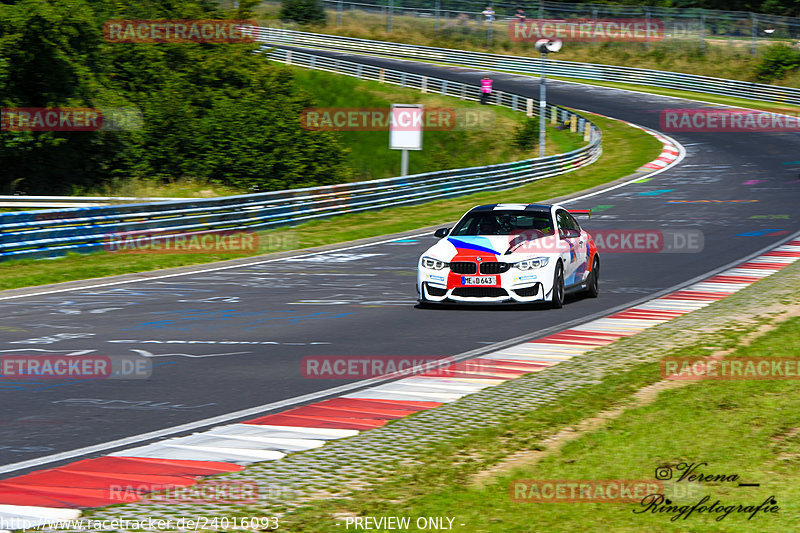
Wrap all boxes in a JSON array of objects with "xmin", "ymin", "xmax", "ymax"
[
  {"xmin": 279, "ymin": 0, "xmax": 327, "ymax": 25},
  {"xmin": 754, "ymin": 44, "xmax": 800, "ymax": 81}
]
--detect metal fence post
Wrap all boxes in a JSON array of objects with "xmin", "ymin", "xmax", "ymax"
[
  {"xmin": 388, "ymin": 0, "xmax": 394, "ymax": 33},
  {"xmin": 435, "ymin": 0, "xmax": 440, "ymax": 31},
  {"xmin": 337, "ymin": 0, "xmax": 342, "ymax": 26},
  {"xmin": 751, "ymin": 12, "xmax": 758, "ymax": 56}
]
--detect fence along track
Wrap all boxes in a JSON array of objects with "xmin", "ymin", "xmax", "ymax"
[
  {"xmin": 0, "ymin": 46, "xmax": 600, "ymax": 261},
  {"xmin": 254, "ymin": 26, "xmax": 800, "ymax": 106}
]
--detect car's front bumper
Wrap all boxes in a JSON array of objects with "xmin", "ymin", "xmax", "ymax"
[{"xmin": 417, "ymin": 267, "xmax": 555, "ymax": 304}]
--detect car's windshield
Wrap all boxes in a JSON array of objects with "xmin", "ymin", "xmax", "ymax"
[{"xmin": 451, "ymin": 210, "xmax": 554, "ymax": 236}]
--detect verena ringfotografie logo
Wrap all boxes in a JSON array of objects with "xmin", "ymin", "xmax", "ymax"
[
  {"xmin": 660, "ymin": 109, "xmax": 800, "ymax": 132},
  {"xmin": 104, "ymin": 229, "xmax": 258, "ymax": 254},
  {"xmin": 104, "ymin": 20, "xmax": 256, "ymax": 43},
  {"xmin": 510, "ymin": 479, "xmax": 663, "ymax": 503},
  {"xmin": 510, "ymin": 19, "xmax": 664, "ymax": 42},
  {"xmin": 1, "ymin": 355, "xmax": 151, "ymax": 380},
  {"xmin": 662, "ymin": 357, "xmax": 800, "ymax": 380},
  {"xmin": 300, "ymin": 108, "xmax": 494, "ymax": 131},
  {"xmin": 1, "ymin": 107, "xmax": 143, "ymax": 131}
]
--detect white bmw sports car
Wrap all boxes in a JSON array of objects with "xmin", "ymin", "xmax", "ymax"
[{"xmin": 416, "ymin": 203, "xmax": 599, "ymax": 307}]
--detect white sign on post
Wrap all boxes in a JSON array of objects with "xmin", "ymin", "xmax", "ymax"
[
  {"xmin": 389, "ymin": 104, "xmax": 423, "ymax": 150},
  {"xmin": 390, "ymin": 104, "xmax": 423, "ymax": 176}
]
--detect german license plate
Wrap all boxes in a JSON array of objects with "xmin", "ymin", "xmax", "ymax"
[{"xmin": 461, "ymin": 276, "xmax": 496, "ymax": 286}]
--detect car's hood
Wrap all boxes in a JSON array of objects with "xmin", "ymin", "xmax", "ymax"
[{"xmin": 423, "ymin": 235, "xmax": 565, "ymax": 261}]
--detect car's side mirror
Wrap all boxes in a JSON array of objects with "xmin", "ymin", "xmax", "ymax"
[
  {"xmin": 434, "ymin": 227, "xmax": 451, "ymax": 238},
  {"xmin": 559, "ymin": 228, "xmax": 580, "ymax": 239}
]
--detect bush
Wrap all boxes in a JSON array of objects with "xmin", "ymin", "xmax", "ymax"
[
  {"xmin": 279, "ymin": 0, "xmax": 327, "ymax": 25},
  {"xmin": 512, "ymin": 117, "xmax": 540, "ymax": 150},
  {"xmin": 754, "ymin": 44, "xmax": 800, "ymax": 81}
]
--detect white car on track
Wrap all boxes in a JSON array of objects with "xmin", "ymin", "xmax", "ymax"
[{"xmin": 417, "ymin": 203, "xmax": 599, "ymax": 307}]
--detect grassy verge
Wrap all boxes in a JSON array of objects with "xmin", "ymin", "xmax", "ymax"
[
  {"xmin": 71, "ymin": 66, "xmax": 581, "ymax": 198},
  {"xmin": 0, "ymin": 111, "xmax": 660, "ymax": 291},
  {"xmin": 288, "ymin": 68, "xmax": 583, "ymax": 180},
  {"xmin": 275, "ymin": 261, "xmax": 800, "ymax": 532}
]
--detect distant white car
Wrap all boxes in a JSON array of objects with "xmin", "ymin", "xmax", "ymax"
[{"xmin": 416, "ymin": 203, "xmax": 599, "ymax": 307}]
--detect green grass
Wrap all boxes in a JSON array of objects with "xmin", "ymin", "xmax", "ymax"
[
  {"xmin": 275, "ymin": 266, "xmax": 800, "ymax": 532},
  {"xmin": 70, "ymin": 66, "xmax": 582, "ymax": 197},
  {"xmin": 289, "ymin": 68, "xmax": 584, "ymax": 180},
  {"xmin": 70, "ymin": 176, "xmax": 245, "ymax": 199},
  {"xmin": 0, "ymin": 111, "xmax": 659, "ymax": 291}
]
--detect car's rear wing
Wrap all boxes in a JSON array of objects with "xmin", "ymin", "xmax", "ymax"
[{"xmin": 568, "ymin": 209, "xmax": 592, "ymax": 220}]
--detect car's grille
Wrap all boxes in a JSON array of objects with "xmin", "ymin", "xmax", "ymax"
[
  {"xmin": 514, "ymin": 284, "xmax": 540, "ymax": 297},
  {"xmin": 449, "ymin": 261, "xmax": 477, "ymax": 274},
  {"xmin": 479, "ymin": 262, "xmax": 510, "ymax": 274},
  {"xmin": 452, "ymin": 287, "xmax": 508, "ymax": 298},
  {"xmin": 425, "ymin": 283, "xmax": 447, "ymax": 296}
]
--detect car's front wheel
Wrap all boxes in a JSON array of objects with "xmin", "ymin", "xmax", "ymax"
[{"xmin": 550, "ymin": 262, "xmax": 564, "ymax": 309}]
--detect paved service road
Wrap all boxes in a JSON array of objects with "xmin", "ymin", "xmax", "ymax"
[{"xmin": 1, "ymin": 49, "xmax": 798, "ymax": 473}]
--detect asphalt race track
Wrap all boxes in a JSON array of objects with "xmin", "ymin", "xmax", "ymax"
[{"xmin": 1, "ymin": 49, "xmax": 798, "ymax": 476}]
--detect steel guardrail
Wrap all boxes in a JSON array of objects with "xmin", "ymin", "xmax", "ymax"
[
  {"xmin": 252, "ymin": 26, "xmax": 800, "ymax": 106},
  {"xmin": 0, "ymin": 196, "xmax": 185, "ymax": 209},
  {"xmin": 0, "ymin": 47, "xmax": 600, "ymax": 261}
]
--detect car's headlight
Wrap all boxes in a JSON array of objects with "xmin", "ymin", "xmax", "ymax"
[
  {"xmin": 513, "ymin": 257, "xmax": 549, "ymax": 270},
  {"xmin": 421, "ymin": 256, "xmax": 448, "ymax": 270}
]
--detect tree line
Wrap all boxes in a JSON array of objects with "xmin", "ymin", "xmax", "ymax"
[{"xmin": 0, "ymin": 0, "xmax": 351, "ymax": 195}]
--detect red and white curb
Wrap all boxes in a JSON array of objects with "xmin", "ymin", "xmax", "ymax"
[
  {"xmin": 1, "ymin": 239, "xmax": 797, "ymax": 529},
  {"xmin": 628, "ymin": 123, "xmax": 681, "ymax": 171}
]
